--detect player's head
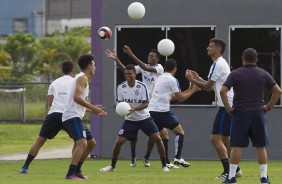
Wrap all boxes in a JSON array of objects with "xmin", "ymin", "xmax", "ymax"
[
  {"xmin": 148, "ymin": 49, "xmax": 160, "ymax": 65},
  {"xmin": 61, "ymin": 60, "xmax": 74, "ymax": 75},
  {"xmin": 164, "ymin": 59, "xmax": 177, "ymax": 75},
  {"xmin": 207, "ymin": 38, "xmax": 226, "ymax": 56},
  {"xmin": 124, "ymin": 64, "xmax": 136, "ymax": 82},
  {"xmin": 242, "ymin": 48, "xmax": 258, "ymax": 64},
  {"xmin": 77, "ymin": 53, "xmax": 96, "ymax": 75}
]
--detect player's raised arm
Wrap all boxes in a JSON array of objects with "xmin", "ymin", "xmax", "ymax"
[{"xmin": 105, "ymin": 49, "xmax": 126, "ymax": 73}]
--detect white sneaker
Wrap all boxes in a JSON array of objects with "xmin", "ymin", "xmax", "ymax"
[
  {"xmin": 215, "ymin": 172, "xmax": 228, "ymax": 180},
  {"xmin": 174, "ymin": 157, "xmax": 191, "ymax": 168},
  {"xmin": 162, "ymin": 166, "xmax": 170, "ymax": 172},
  {"xmin": 236, "ymin": 169, "xmax": 243, "ymax": 177},
  {"xmin": 130, "ymin": 157, "xmax": 136, "ymax": 167},
  {"xmin": 166, "ymin": 163, "xmax": 179, "ymax": 169},
  {"xmin": 143, "ymin": 158, "xmax": 150, "ymax": 167},
  {"xmin": 100, "ymin": 166, "xmax": 114, "ymax": 172}
]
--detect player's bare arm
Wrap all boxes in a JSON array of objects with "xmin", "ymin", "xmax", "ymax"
[
  {"xmin": 185, "ymin": 69, "xmax": 214, "ymax": 92},
  {"xmin": 127, "ymin": 100, "xmax": 148, "ymax": 115},
  {"xmin": 123, "ymin": 45, "xmax": 157, "ymax": 73},
  {"xmin": 47, "ymin": 95, "xmax": 54, "ymax": 107},
  {"xmin": 105, "ymin": 49, "xmax": 125, "ymax": 73}
]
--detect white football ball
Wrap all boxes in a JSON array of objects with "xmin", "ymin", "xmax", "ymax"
[
  {"xmin": 157, "ymin": 39, "xmax": 175, "ymax": 56},
  {"xmin": 127, "ymin": 2, "xmax": 145, "ymax": 20},
  {"xmin": 116, "ymin": 102, "xmax": 131, "ymax": 116}
]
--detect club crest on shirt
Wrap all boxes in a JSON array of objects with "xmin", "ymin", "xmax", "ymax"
[{"xmin": 134, "ymin": 89, "xmax": 140, "ymax": 96}]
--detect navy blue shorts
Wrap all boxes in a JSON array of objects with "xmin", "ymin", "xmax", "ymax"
[
  {"xmin": 211, "ymin": 107, "xmax": 231, "ymax": 136},
  {"xmin": 39, "ymin": 113, "xmax": 69, "ymax": 139},
  {"xmin": 63, "ymin": 117, "xmax": 93, "ymax": 142},
  {"xmin": 118, "ymin": 117, "xmax": 159, "ymax": 141},
  {"xmin": 230, "ymin": 109, "xmax": 269, "ymax": 147},
  {"xmin": 149, "ymin": 111, "xmax": 180, "ymax": 131}
]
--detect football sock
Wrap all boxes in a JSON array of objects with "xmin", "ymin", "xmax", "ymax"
[
  {"xmin": 144, "ymin": 151, "xmax": 151, "ymax": 159},
  {"xmin": 75, "ymin": 161, "xmax": 83, "ymax": 173},
  {"xmin": 131, "ymin": 149, "xmax": 136, "ymax": 158},
  {"xmin": 259, "ymin": 164, "xmax": 267, "ymax": 178},
  {"xmin": 221, "ymin": 158, "xmax": 229, "ymax": 173},
  {"xmin": 160, "ymin": 157, "xmax": 166, "ymax": 167},
  {"xmin": 66, "ymin": 164, "xmax": 76, "ymax": 177},
  {"xmin": 23, "ymin": 154, "xmax": 35, "ymax": 167},
  {"xmin": 228, "ymin": 164, "xmax": 238, "ymax": 179},
  {"xmin": 111, "ymin": 159, "xmax": 117, "ymax": 169},
  {"xmin": 162, "ymin": 139, "xmax": 170, "ymax": 164},
  {"xmin": 175, "ymin": 134, "xmax": 184, "ymax": 159}
]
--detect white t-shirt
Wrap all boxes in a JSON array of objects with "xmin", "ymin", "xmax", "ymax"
[
  {"xmin": 117, "ymin": 80, "xmax": 150, "ymax": 121},
  {"xmin": 135, "ymin": 64, "xmax": 164, "ymax": 98},
  {"xmin": 148, "ymin": 73, "xmax": 181, "ymax": 112},
  {"xmin": 62, "ymin": 72, "xmax": 89, "ymax": 121},
  {"xmin": 47, "ymin": 75, "xmax": 73, "ymax": 114},
  {"xmin": 208, "ymin": 56, "xmax": 234, "ymax": 107}
]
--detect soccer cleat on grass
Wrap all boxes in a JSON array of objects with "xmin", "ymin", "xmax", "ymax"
[
  {"xmin": 222, "ymin": 177, "xmax": 237, "ymax": 184},
  {"xmin": 174, "ymin": 157, "xmax": 191, "ymax": 167},
  {"xmin": 235, "ymin": 169, "xmax": 243, "ymax": 177},
  {"xmin": 100, "ymin": 166, "xmax": 115, "ymax": 172},
  {"xmin": 260, "ymin": 176, "xmax": 270, "ymax": 184},
  {"xmin": 162, "ymin": 166, "xmax": 170, "ymax": 172},
  {"xmin": 20, "ymin": 166, "xmax": 28, "ymax": 174},
  {"xmin": 166, "ymin": 163, "xmax": 179, "ymax": 169},
  {"xmin": 65, "ymin": 175, "xmax": 82, "ymax": 180},
  {"xmin": 215, "ymin": 172, "xmax": 228, "ymax": 179},
  {"xmin": 143, "ymin": 157, "xmax": 150, "ymax": 167},
  {"xmin": 130, "ymin": 156, "xmax": 136, "ymax": 167},
  {"xmin": 75, "ymin": 172, "xmax": 88, "ymax": 179}
]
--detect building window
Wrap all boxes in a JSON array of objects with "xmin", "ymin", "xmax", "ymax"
[
  {"xmin": 13, "ymin": 18, "xmax": 28, "ymax": 33},
  {"xmin": 229, "ymin": 26, "xmax": 281, "ymax": 105},
  {"xmin": 116, "ymin": 26, "xmax": 216, "ymax": 105}
]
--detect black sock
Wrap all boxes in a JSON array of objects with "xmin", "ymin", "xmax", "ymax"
[
  {"xmin": 66, "ymin": 164, "xmax": 76, "ymax": 177},
  {"xmin": 175, "ymin": 134, "xmax": 184, "ymax": 159},
  {"xmin": 23, "ymin": 154, "xmax": 35, "ymax": 167},
  {"xmin": 131, "ymin": 149, "xmax": 136, "ymax": 158},
  {"xmin": 221, "ymin": 158, "xmax": 229, "ymax": 174},
  {"xmin": 160, "ymin": 157, "xmax": 166, "ymax": 167},
  {"xmin": 144, "ymin": 151, "xmax": 151, "ymax": 159},
  {"xmin": 162, "ymin": 139, "xmax": 170, "ymax": 164},
  {"xmin": 111, "ymin": 159, "xmax": 117, "ymax": 169},
  {"xmin": 75, "ymin": 161, "xmax": 83, "ymax": 173},
  {"xmin": 236, "ymin": 165, "xmax": 241, "ymax": 172}
]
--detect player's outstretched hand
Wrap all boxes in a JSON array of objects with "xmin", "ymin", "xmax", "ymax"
[
  {"xmin": 127, "ymin": 104, "xmax": 135, "ymax": 116},
  {"xmin": 105, "ymin": 49, "xmax": 118, "ymax": 60},
  {"xmin": 189, "ymin": 82, "xmax": 201, "ymax": 92},
  {"xmin": 185, "ymin": 70, "xmax": 194, "ymax": 81},
  {"xmin": 91, "ymin": 105, "xmax": 108, "ymax": 116},
  {"xmin": 123, "ymin": 45, "xmax": 134, "ymax": 57}
]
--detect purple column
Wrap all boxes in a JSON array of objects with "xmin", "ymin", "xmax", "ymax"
[{"xmin": 90, "ymin": 0, "xmax": 102, "ymax": 157}]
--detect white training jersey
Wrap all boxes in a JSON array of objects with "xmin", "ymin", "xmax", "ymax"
[
  {"xmin": 117, "ymin": 80, "xmax": 150, "ymax": 121},
  {"xmin": 208, "ymin": 56, "xmax": 234, "ymax": 107},
  {"xmin": 148, "ymin": 73, "xmax": 181, "ymax": 112},
  {"xmin": 62, "ymin": 72, "xmax": 89, "ymax": 121},
  {"xmin": 47, "ymin": 75, "xmax": 73, "ymax": 114},
  {"xmin": 135, "ymin": 64, "xmax": 164, "ymax": 98}
]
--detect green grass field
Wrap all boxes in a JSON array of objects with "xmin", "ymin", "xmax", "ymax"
[{"xmin": 1, "ymin": 159, "xmax": 282, "ymax": 184}]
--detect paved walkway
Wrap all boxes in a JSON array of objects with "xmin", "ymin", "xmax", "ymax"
[{"xmin": 0, "ymin": 146, "xmax": 72, "ymax": 161}]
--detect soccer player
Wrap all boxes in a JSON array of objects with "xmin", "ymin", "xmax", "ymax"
[
  {"xmin": 99, "ymin": 64, "xmax": 169, "ymax": 172},
  {"xmin": 105, "ymin": 47, "xmax": 175, "ymax": 168},
  {"xmin": 185, "ymin": 38, "xmax": 242, "ymax": 179},
  {"xmin": 148, "ymin": 59, "xmax": 200, "ymax": 168},
  {"xmin": 221, "ymin": 48, "xmax": 282, "ymax": 184},
  {"xmin": 20, "ymin": 61, "xmax": 74, "ymax": 174},
  {"xmin": 62, "ymin": 54, "xmax": 108, "ymax": 180}
]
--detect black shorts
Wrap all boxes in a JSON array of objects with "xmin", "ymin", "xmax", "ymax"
[
  {"xmin": 118, "ymin": 117, "xmax": 159, "ymax": 141},
  {"xmin": 63, "ymin": 117, "xmax": 93, "ymax": 142},
  {"xmin": 39, "ymin": 113, "xmax": 69, "ymax": 139},
  {"xmin": 149, "ymin": 111, "xmax": 180, "ymax": 131},
  {"xmin": 230, "ymin": 109, "xmax": 269, "ymax": 147},
  {"xmin": 211, "ymin": 107, "xmax": 231, "ymax": 136}
]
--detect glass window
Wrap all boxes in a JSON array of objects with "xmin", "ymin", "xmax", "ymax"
[
  {"xmin": 13, "ymin": 19, "xmax": 28, "ymax": 33},
  {"xmin": 116, "ymin": 26, "xmax": 216, "ymax": 105}
]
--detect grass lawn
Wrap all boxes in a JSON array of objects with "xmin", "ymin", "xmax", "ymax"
[
  {"xmin": 0, "ymin": 159, "xmax": 282, "ymax": 184},
  {"xmin": 0, "ymin": 123, "xmax": 73, "ymax": 155}
]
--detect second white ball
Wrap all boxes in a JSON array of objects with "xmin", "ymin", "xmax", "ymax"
[
  {"xmin": 157, "ymin": 39, "xmax": 175, "ymax": 56},
  {"xmin": 128, "ymin": 2, "xmax": 145, "ymax": 20}
]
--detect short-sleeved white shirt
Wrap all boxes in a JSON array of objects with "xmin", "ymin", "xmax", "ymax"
[
  {"xmin": 117, "ymin": 80, "xmax": 150, "ymax": 121},
  {"xmin": 208, "ymin": 56, "xmax": 234, "ymax": 107},
  {"xmin": 135, "ymin": 64, "xmax": 164, "ymax": 98},
  {"xmin": 148, "ymin": 73, "xmax": 181, "ymax": 112},
  {"xmin": 62, "ymin": 72, "xmax": 89, "ymax": 121},
  {"xmin": 47, "ymin": 75, "xmax": 73, "ymax": 114}
]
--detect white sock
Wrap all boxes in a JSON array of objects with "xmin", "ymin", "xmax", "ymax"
[
  {"xmin": 228, "ymin": 164, "xmax": 238, "ymax": 179},
  {"xmin": 260, "ymin": 164, "xmax": 267, "ymax": 178},
  {"xmin": 174, "ymin": 135, "xmax": 179, "ymax": 156}
]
